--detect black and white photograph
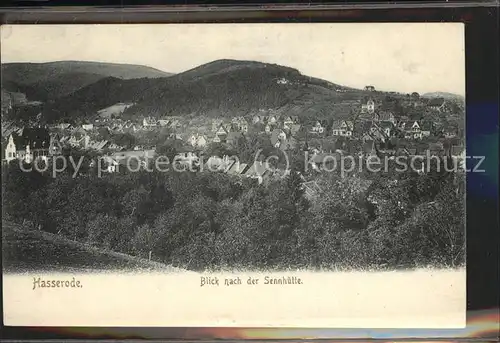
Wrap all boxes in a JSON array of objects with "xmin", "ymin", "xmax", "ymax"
[{"xmin": 2, "ymin": 23, "xmax": 466, "ymax": 327}]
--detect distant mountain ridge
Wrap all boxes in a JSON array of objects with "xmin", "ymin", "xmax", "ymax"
[
  {"xmin": 1, "ymin": 61, "xmax": 172, "ymax": 102},
  {"xmin": 422, "ymin": 92, "xmax": 464, "ymax": 100},
  {"xmin": 30, "ymin": 59, "xmax": 362, "ymax": 123},
  {"xmin": 3, "ymin": 59, "xmax": 459, "ymax": 125}
]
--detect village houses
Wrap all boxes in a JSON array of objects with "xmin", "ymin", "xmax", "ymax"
[
  {"xmin": 189, "ymin": 133, "xmax": 208, "ymax": 148},
  {"xmin": 376, "ymin": 111, "xmax": 396, "ymax": 124},
  {"xmin": 143, "ymin": 117, "xmax": 157, "ymax": 128},
  {"xmin": 282, "ymin": 116, "xmax": 299, "ymax": 130},
  {"xmin": 310, "ymin": 120, "xmax": 327, "ymax": 134},
  {"xmin": 213, "ymin": 123, "xmax": 229, "ymax": 143},
  {"xmin": 361, "ymin": 98, "xmax": 375, "ymax": 114},
  {"xmin": 331, "ymin": 120, "xmax": 354, "ymax": 137},
  {"xmin": 231, "ymin": 117, "xmax": 249, "ymax": 133},
  {"xmin": 270, "ymin": 129, "xmax": 287, "ymax": 148},
  {"xmin": 1, "ymin": 81, "xmax": 464, "ymax": 187}
]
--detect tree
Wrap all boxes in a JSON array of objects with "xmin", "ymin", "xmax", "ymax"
[
  {"xmin": 311, "ymin": 174, "xmax": 371, "ymax": 232},
  {"xmin": 203, "ymin": 142, "xmax": 234, "ymax": 158},
  {"xmin": 1, "ymin": 161, "xmax": 50, "ymax": 226}
]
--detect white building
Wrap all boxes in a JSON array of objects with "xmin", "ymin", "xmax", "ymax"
[
  {"xmin": 361, "ymin": 99, "xmax": 375, "ymax": 114},
  {"xmin": 4, "ymin": 128, "xmax": 54, "ymax": 164}
]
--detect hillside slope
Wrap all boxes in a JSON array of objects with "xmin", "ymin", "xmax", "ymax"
[
  {"xmin": 1, "ymin": 61, "xmax": 172, "ymax": 101},
  {"xmin": 2, "ymin": 221, "xmax": 179, "ymax": 273},
  {"xmin": 30, "ymin": 59, "xmax": 366, "ymax": 123}
]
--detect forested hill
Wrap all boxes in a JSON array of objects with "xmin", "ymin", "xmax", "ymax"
[
  {"xmin": 1, "ymin": 61, "xmax": 172, "ymax": 102},
  {"xmin": 6, "ymin": 59, "xmax": 365, "ymax": 124}
]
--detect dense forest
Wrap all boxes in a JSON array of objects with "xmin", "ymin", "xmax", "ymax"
[
  {"xmin": 1, "ymin": 61, "xmax": 171, "ymax": 102},
  {"xmin": 2, "ymin": 154, "xmax": 465, "ymax": 271},
  {"xmin": 2, "ymin": 60, "xmax": 356, "ymax": 124}
]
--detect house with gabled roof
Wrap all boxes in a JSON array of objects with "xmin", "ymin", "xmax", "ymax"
[
  {"xmin": 68, "ymin": 131, "xmax": 90, "ymax": 149},
  {"xmin": 267, "ymin": 115, "xmax": 279, "ymax": 124},
  {"xmin": 212, "ymin": 133, "xmax": 227, "ymax": 144},
  {"xmin": 331, "ymin": 120, "xmax": 354, "ymax": 137},
  {"xmin": 189, "ymin": 133, "xmax": 208, "ymax": 148},
  {"xmin": 369, "ymin": 120, "xmax": 379, "ymax": 134},
  {"xmin": 240, "ymin": 118, "xmax": 249, "ymax": 133},
  {"xmin": 361, "ymin": 97, "xmax": 375, "ymax": 114},
  {"xmin": 231, "ymin": 116, "xmax": 249, "ymax": 133},
  {"xmin": 376, "ymin": 111, "xmax": 396, "ymax": 124},
  {"xmin": 143, "ymin": 117, "xmax": 157, "ymax": 128},
  {"xmin": 5, "ymin": 127, "xmax": 52, "ymax": 163},
  {"xmin": 212, "ymin": 118, "xmax": 224, "ymax": 132},
  {"xmin": 48, "ymin": 133, "xmax": 63, "ymax": 156},
  {"xmin": 282, "ymin": 116, "xmax": 299, "ymax": 130},
  {"xmin": 310, "ymin": 120, "xmax": 328, "ymax": 135},
  {"xmin": 361, "ymin": 132, "xmax": 375, "ymax": 143},
  {"xmin": 366, "ymin": 128, "xmax": 386, "ymax": 142},
  {"xmin": 270, "ymin": 129, "xmax": 287, "ymax": 148},
  {"xmin": 213, "ymin": 123, "xmax": 230, "ymax": 143},
  {"xmin": 405, "ymin": 121, "xmax": 423, "ymax": 139}
]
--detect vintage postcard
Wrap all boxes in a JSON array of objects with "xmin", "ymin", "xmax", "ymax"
[{"xmin": 1, "ymin": 23, "xmax": 466, "ymax": 328}]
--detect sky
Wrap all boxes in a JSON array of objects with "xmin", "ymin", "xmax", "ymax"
[{"xmin": 1, "ymin": 23, "xmax": 465, "ymax": 95}]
